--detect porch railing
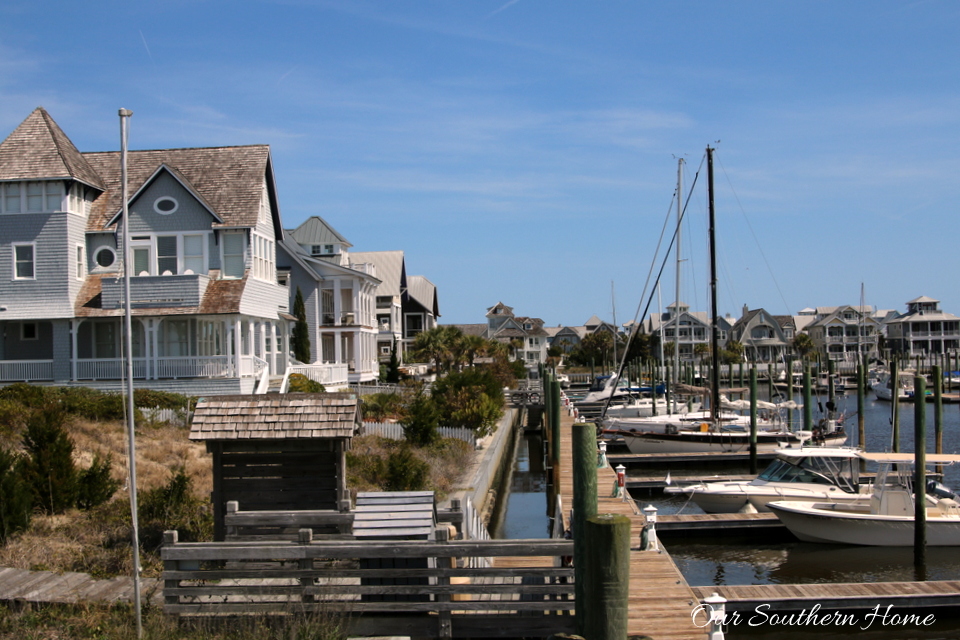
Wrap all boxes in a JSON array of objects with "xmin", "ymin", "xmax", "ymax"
[
  {"xmin": 157, "ymin": 356, "xmax": 232, "ymax": 379},
  {"xmin": 0, "ymin": 359, "xmax": 54, "ymax": 382},
  {"xmin": 76, "ymin": 358, "xmax": 148, "ymax": 380},
  {"xmin": 281, "ymin": 362, "xmax": 350, "ymax": 392}
]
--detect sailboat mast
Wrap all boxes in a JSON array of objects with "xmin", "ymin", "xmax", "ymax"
[
  {"xmin": 707, "ymin": 146, "xmax": 721, "ymax": 422},
  {"xmin": 674, "ymin": 158, "xmax": 683, "ymax": 395}
]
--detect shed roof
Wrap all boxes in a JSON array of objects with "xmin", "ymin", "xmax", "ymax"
[{"xmin": 189, "ymin": 393, "xmax": 360, "ymax": 441}]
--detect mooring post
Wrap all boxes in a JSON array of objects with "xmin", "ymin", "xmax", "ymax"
[
  {"xmin": 857, "ymin": 362, "xmax": 866, "ymax": 454},
  {"xmin": 551, "ymin": 378, "xmax": 562, "ymax": 470},
  {"xmin": 892, "ymin": 357, "xmax": 901, "ymax": 452},
  {"xmin": 580, "ymin": 514, "xmax": 630, "ymax": 640},
  {"xmin": 572, "ymin": 422, "xmax": 599, "ymax": 613},
  {"xmin": 934, "ymin": 365, "xmax": 944, "ymax": 471},
  {"xmin": 915, "ymin": 375, "xmax": 927, "ymax": 576},
  {"xmin": 749, "ymin": 367, "xmax": 758, "ymax": 474}
]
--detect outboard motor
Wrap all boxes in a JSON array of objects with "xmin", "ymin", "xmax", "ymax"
[{"xmin": 927, "ymin": 479, "xmax": 957, "ymax": 501}]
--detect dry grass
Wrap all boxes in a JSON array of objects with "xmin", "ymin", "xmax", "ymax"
[{"xmin": 0, "ymin": 416, "xmax": 210, "ymax": 578}]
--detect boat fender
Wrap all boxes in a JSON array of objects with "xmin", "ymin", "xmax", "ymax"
[{"xmin": 738, "ymin": 502, "xmax": 758, "ymax": 514}]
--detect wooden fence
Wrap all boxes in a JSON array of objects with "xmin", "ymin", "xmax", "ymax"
[{"xmin": 161, "ymin": 530, "xmax": 575, "ymax": 639}]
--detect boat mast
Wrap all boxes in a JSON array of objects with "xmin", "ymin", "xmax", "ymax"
[
  {"xmin": 673, "ymin": 158, "xmax": 683, "ymax": 412},
  {"xmin": 707, "ymin": 146, "xmax": 721, "ymax": 423}
]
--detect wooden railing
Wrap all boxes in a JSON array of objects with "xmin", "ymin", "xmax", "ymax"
[{"xmin": 161, "ymin": 530, "xmax": 575, "ymax": 638}]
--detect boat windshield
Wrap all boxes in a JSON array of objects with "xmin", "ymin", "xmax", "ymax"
[{"xmin": 757, "ymin": 455, "xmax": 859, "ymax": 493}]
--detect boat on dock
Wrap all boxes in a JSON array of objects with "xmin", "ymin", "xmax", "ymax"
[
  {"xmin": 671, "ymin": 446, "xmax": 869, "ymax": 513},
  {"xmin": 768, "ymin": 452, "xmax": 960, "ymax": 546}
]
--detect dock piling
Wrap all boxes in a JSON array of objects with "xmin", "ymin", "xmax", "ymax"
[{"xmin": 580, "ymin": 513, "xmax": 630, "ymax": 640}]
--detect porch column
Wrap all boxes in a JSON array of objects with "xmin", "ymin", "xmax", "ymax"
[
  {"xmin": 333, "ymin": 279, "xmax": 342, "ymax": 325},
  {"xmin": 334, "ymin": 329, "xmax": 343, "ymax": 364},
  {"xmin": 70, "ymin": 319, "xmax": 78, "ymax": 381},
  {"xmin": 270, "ymin": 322, "xmax": 279, "ymax": 375},
  {"xmin": 354, "ymin": 332, "xmax": 361, "ymax": 376},
  {"xmin": 150, "ymin": 318, "xmax": 159, "ymax": 379},
  {"xmin": 234, "ymin": 318, "xmax": 242, "ymax": 377}
]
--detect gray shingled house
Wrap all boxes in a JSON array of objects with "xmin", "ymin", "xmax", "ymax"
[{"xmin": 0, "ymin": 107, "xmax": 292, "ymax": 394}]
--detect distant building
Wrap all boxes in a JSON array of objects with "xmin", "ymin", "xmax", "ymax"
[
  {"xmin": 802, "ymin": 304, "xmax": 883, "ymax": 363},
  {"xmin": 885, "ymin": 296, "xmax": 960, "ymax": 356},
  {"xmin": 729, "ymin": 306, "xmax": 789, "ymax": 363},
  {"xmin": 640, "ymin": 301, "xmax": 731, "ymax": 362}
]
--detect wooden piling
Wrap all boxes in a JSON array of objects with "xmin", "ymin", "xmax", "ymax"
[
  {"xmin": 892, "ymin": 357, "xmax": 901, "ymax": 452},
  {"xmin": 749, "ymin": 367, "xmax": 758, "ymax": 474},
  {"xmin": 580, "ymin": 513, "xmax": 630, "ymax": 640},
  {"xmin": 803, "ymin": 364, "xmax": 812, "ymax": 431},
  {"xmin": 915, "ymin": 375, "xmax": 927, "ymax": 574},
  {"xmin": 572, "ymin": 422, "xmax": 599, "ymax": 612}
]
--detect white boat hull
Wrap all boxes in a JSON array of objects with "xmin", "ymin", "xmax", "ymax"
[
  {"xmin": 688, "ymin": 483, "xmax": 867, "ymax": 514},
  {"xmin": 768, "ymin": 501, "xmax": 960, "ymax": 546},
  {"xmin": 618, "ymin": 430, "xmax": 847, "ymax": 454}
]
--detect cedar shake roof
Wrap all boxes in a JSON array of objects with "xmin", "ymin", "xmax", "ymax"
[
  {"xmin": 74, "ymin": 273, "xmax": 247, "ymax": 317},
  {"xmin": 0, "ymin": 107, "xmax": 106, "ymax": 190},
  {"xmin": 83, "ymin": 145, "xmax": 272, "ymax": 232},
  {"xmin": 190, "ymin": 393, "xmax": 360, "ymax": 441}
]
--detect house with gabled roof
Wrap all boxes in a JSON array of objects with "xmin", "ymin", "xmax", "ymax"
[
  {"xmin": 0, "ymin": 107, "xmax": 293, "ymax": 394},
  {"xmin": 804, "ymin": 304, "xmax": 883, "ymax": 362},
  {"xmin": 348, "ymin": 249, "xmax": 406, "ymax": 363},
  {"xmin": 277, "ymin": 217, "xmax": 380, "ymax": 384},
  {"xmin": 481, "ymin": 302, "xmax": 548, "ymax": 368},
  {"xmin": 640, "ymin": 301, "xmax": 730, "ymax": 362},
  {"xmin": 729, "ymin": 306, "xmax": 789, "ymax": 363}
]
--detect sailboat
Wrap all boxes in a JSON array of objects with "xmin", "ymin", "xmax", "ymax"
[{"xmin": 609, "ymin": 147, "xmax": 847, "ymax": 454}]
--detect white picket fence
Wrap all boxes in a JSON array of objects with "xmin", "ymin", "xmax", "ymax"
[
  {"xmin": 462, "ymin": 495, "xmax": 492, "ymax": 568},
  {"xmin": 361, "ymin": 421, "xmax": 478, "ymax": 449}
]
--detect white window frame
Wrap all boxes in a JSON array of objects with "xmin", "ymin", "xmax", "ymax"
[
  {"xmin": 130, "ymin": 232, "xmax": 210, "ymax": 276},
  {"xmin": 221, "ymin": 231, "xmax": 246, "ymax": 279},
  {"xmin": 76, "ymin": 244, "xmax": 85, "ymax": 279},
  {"xmin": 94, "ymin": 246, "xmax": 117, "ymax": 269},
  {"xmin": 250, "ymin": 232, "xmax": 274, "ymax": 282},
  {"xmin": 12, "ymin": 242, "xmax": 36, "ymax": 280}
]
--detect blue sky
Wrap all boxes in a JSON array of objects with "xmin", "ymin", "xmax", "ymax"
[{"xmin": 2, "ymin": 1, "xmax": 959, "ymax": 327}]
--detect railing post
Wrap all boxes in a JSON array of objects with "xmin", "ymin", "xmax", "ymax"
[
  {"xmin": 580, "ymin": 514, "xmax": 630, "ymax": 640},
  {"xmin": 162, "ymin": 530, "xmax": 179, "ymax": 614},
  {"xmin": 435, "ymin": 526, "xmax": 453, "ymax": 639},
  {"xmin": 299, "ymin": 528, "xmax": 314, "ymax": 603}
]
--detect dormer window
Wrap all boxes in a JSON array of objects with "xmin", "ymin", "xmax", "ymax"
[{"xmin": 1, "ymin": 181, "xmax": 63, "ymax": 214}]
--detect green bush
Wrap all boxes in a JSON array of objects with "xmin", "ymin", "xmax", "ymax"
[
  {"xmin": 138, "ymin": 467, "xmax": 212, "ymax": 550},
  {"xmin": 0, "ymin": 446, "xmax": 31, "ymax": 543},
  {"xmin": 288, "ymin": 373, "xmax": 326, "ymax": 393},
  {"xmin": 134, "ymin": 388, "xmax": 195, "ymax": 411},
  {"xmin": 361, "ymin": 392, "xmax": 404, "ymax": 422},
  {"xmin": 76, "ymin": 453, "xmax": 121, "ymax": 511},
  {"xmin": 401, "ymin": 386, "xmax": 439, "ymax": 447},
  {"xmin": 21, "ymin": 406, "xmax": 78, "ymax": 515},
  {"xmin": 385, "ymin": 445, "xmax": 430, "ymax": 491},
  {"xmin": 430, "ymin": 369, "xmax": 505, "ymax": 437}
]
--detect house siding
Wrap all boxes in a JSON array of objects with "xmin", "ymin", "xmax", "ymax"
[
  {"xmin": 0, "ymin": 212, "xmax": 75, "ymax": 319},
  {"xmin": 127, "ymin": 172, "xmax": 217, "ymax": 235},
  {"xmin": 239, "ymin": 276, "xmax": 287, "ymax": 319}
]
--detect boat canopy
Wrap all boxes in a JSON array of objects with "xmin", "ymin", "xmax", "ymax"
[{"xmin": 858, "ymin": 452, "xmax": 960, "ymax": 464}]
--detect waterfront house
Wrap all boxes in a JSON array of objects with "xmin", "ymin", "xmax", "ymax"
[
  {"xmin": 474, "ymin": 302, "xmax": 549, "ymax": 368},
  {"xmin": 729, "ymin": 306, "xmax": 790, "ymax": 363},
  {"xmin": 278, "ymin": 217, "xmax": 381, "ymax": 384},
  {"xmin": 803, "ymin": 305, "xmax": 883, "ymax": 363},
  {"xmin": 0, "ymin": 107, "xmax": 290, "ymax": 394},
  {"xmin": 640, "ymin": 301, "xmax": 731, "ymax": 362},
  {"xmin": 885, "ymin": 296, "xmax": 960, "ymax": 357}
]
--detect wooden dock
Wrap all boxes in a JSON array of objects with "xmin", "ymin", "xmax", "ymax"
[
  {"xmin": 690, "ymin": 581, "xmax": 960, "ymax": 613},
  {"xmin": 552, "ymin": 411, "xmax": 708, "ymax": 640},
  {"xmin": 0, "ymin": 567, "xmax": 160, "ymax": 607}
]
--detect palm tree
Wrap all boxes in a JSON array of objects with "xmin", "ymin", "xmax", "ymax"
[{"xmin": 792, "ymin": 333, "xmax": 816, "ymax": 361}]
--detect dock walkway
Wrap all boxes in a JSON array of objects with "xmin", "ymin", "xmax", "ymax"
[
  {"xmin": 556, "ymin": 412, "xmax": 707, "ymax": 640},
  {"xmin": 0, "ymin": 567, "xmax": 159, "ymax": 607}
]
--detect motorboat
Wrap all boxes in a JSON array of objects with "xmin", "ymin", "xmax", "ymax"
[
  {"xmin": 873, "ymin": 370, "xmax": 914, "ymax": 401},
  {"xmin": 603, "ymin": 395, "xmax": 674, "ymax": 419},
  {"xmin": 672, "ymin": 446, "xmax": 869, "ymax": 514},
  {"xmin": 768, "ymin": 452, "xmax": 960, "ymax": 546}
]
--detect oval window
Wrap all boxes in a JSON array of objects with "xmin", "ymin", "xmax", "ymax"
[
  {"xmin": 154, "ymin": 197, "xmax": 178, "ymax": 214},
  {"xmin": 95, "ymin": 248, "xmax": 116, "ymax": 268}
]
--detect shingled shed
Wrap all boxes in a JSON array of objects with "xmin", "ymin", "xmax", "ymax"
[{"xmin": 190, "ymin": 393, "xmax": 360, "ymax": 540}]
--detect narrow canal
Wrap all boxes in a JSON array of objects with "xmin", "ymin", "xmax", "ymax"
[{"xmin": 490, "ymin": 430, "xmax": 551, "ymax": 539}]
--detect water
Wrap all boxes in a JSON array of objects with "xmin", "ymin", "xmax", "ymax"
[{"xmin": 491, "ymin": 431, "xmax": 551, "ymax": 539}]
